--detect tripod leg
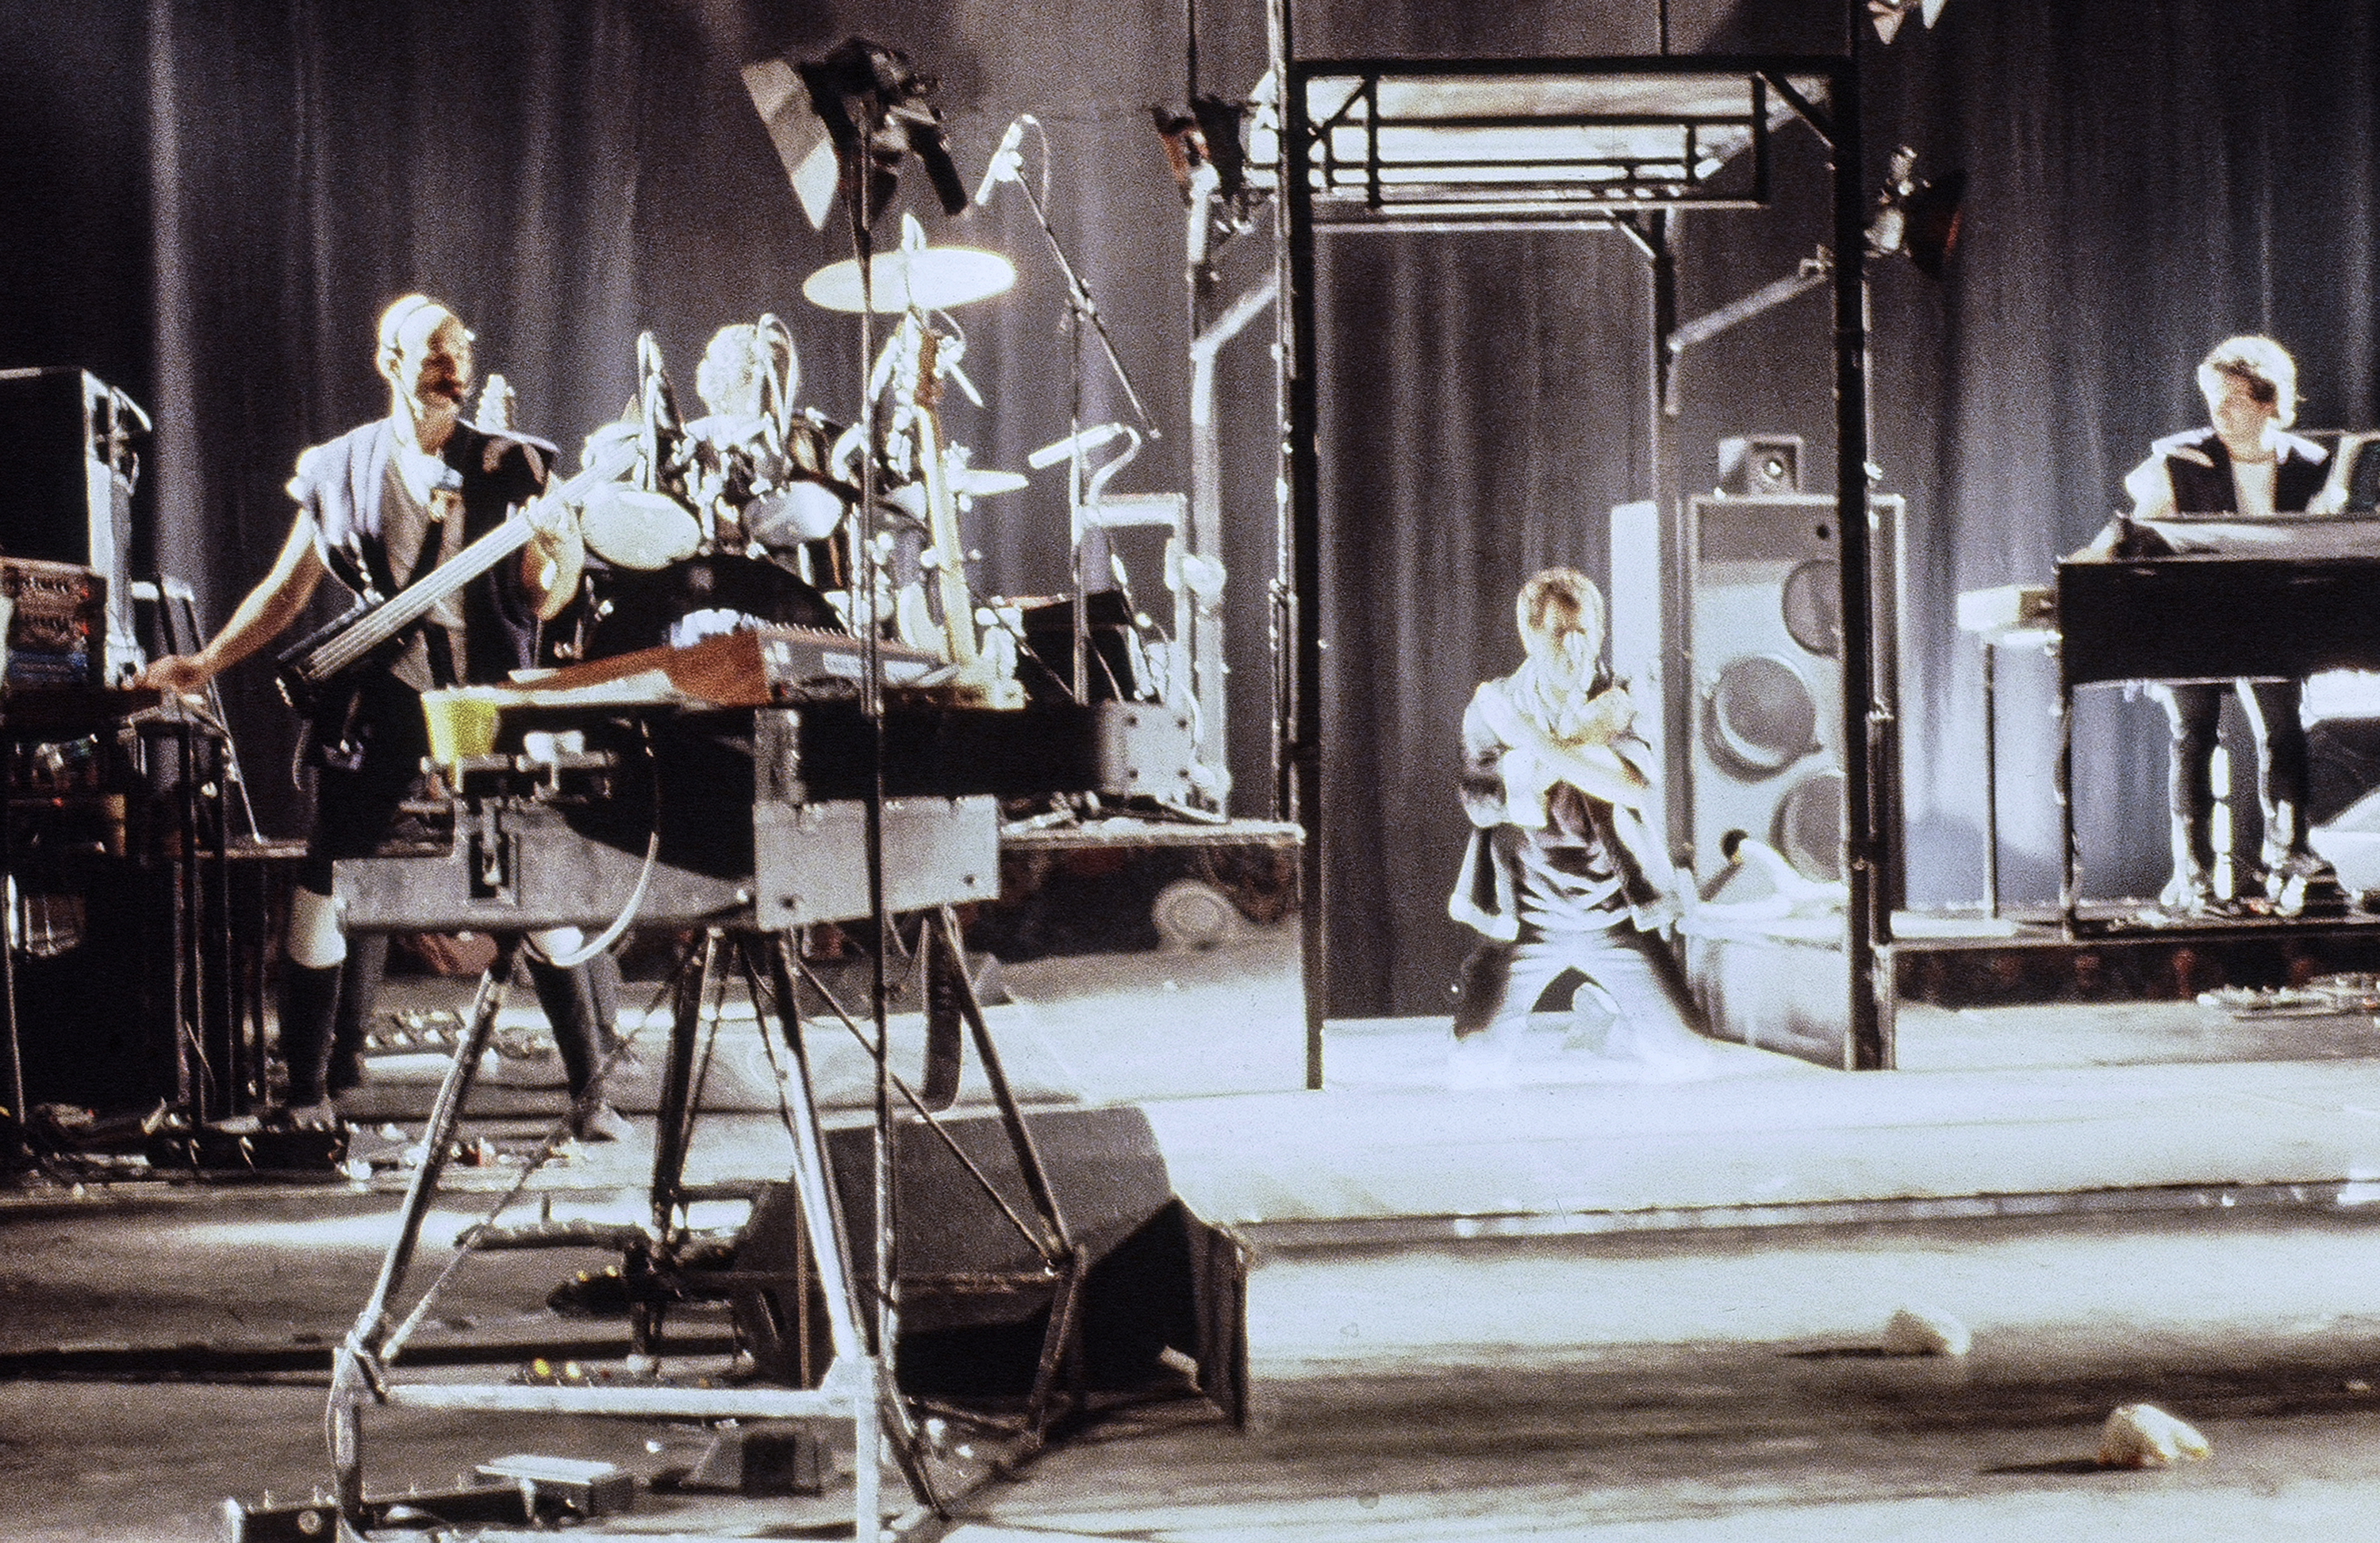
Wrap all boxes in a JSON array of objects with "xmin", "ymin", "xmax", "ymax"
[
  {"xmin": 931, "ymin": 906, "xmax": 1083, "ymax": 1440},
  {"xmin": 328, "ymin": 935, "xmax": 518, "ymax": 1526},
  {"xmin": 759, "ymin": 935, "xmax": 943, "ymax": 1518}
]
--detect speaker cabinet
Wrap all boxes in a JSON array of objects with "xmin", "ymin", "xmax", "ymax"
[
  {"xmin": 0, "ymin": 367, "xmax": 143, "ymax": 678},
  {"xmin": 1690, "ymin": 495, "xmax": 1846, "ymax": 880},
  {"xmin": 1716, "ymin": 434, "xmax": 1803, "ymax": 496},
  {"xmin": 785, "ymin": 1104, "xmax": 1246, "ymax": 1418},
  {"xmin": 1687, "ymin": 493, "xmax": 1905, "ymax": 884},
  {"xmin": 1616, "ymin": 495, "xmax": 1903, "ymax": 886}
]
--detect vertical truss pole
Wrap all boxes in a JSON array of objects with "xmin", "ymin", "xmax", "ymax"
[
  {"xmin": 1280, "ymin": 33, "xmax": 1326, "ymax": 1092},
  {"xmin": 1646, "ymin": 206, "xmax": 1674, "ymax": 647},
  {"xmin": 1829, "ymin": 53, "xmax": 1887, "ymax": 1071}
]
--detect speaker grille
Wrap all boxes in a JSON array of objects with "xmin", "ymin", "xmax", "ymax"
[
  {"xmin": 1774, "ymin": 770, "xmax": 1845, "ymax": 881},
  {"xmin": 1779, "ymin": 558, "xmax": 1841, "ymax": 657},
  {"xmin": 1703, "ymin": 653, "xmax": 1818, "ymax": 777}
]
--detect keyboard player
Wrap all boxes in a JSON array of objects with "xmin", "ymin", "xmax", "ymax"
[{"xmin": 2075, "ymin": 335, "xmax": 2346, "ymax": 915}]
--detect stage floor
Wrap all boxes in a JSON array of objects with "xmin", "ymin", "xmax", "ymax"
[
  {"xmin": 70, "ymin": 928, "xmax": 2380, "ymax": 1234},
  {"xmin": 10, "ymin": 932, "xmax": 2380, "ymax": 1540}
]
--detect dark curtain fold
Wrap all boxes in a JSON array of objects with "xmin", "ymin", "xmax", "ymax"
[{"xmin": 1318, "ymin": 233, "xmax": 1653, "ymax": 1017}]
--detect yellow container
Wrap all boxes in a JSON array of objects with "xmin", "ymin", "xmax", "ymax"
[{"xmin": 420, "ymin": 688, "xmax": 506, "ymax": 770}]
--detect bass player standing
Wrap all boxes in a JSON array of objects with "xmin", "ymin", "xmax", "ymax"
[{"xmin": 140, "ymin": 294, "xmax": 626, "ymax": 1137}]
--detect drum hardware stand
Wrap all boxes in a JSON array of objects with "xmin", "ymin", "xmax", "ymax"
[
  {"xmin": 977, "ymin": 121, "xmax": 1161, "ymax": 705},
  {"xmin": 1, "ymin": 686, "xmax": 244, "ymax": 1160},
  {"xmin": 134, "ymin": 575, "xmax": 263, "ymax": 843}
]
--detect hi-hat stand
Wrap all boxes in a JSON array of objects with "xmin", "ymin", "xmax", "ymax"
[{"xmin": 980, "ymin": 120, "xmax": 1162, "ymax": 703}]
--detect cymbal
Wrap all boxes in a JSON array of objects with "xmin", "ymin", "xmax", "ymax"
[
  {"xmin": 882, "ymin": 466, "xmax": 1027, "ymax": 521},
  {"xmin": 804, "ymin": 248, "xmax": 1017, "ymax": 313}
]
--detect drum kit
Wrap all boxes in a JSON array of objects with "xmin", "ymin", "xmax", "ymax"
[{"xmin": 555, "ymin": 220, "xmax": 1038, "ymax": 693}]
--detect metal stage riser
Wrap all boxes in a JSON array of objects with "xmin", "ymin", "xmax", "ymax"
[{"xmin": 1894, "ymin": 924, "xmax": 2380, "ymax": 1009}]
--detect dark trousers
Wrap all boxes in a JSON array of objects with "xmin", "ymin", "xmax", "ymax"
[
  {"xmin": 2160, "ymin": 678, "xmax": 2312, "ymax": 881},
  {"xmin": 281, "ymin": 676, "xmax": 612, "ymax": 1104}
]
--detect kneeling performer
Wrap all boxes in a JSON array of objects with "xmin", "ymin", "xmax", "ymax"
[
  {"xmin": 1445, "ymin": 569, "xmax": 1711, "ymax": 1086},
  {"xmin": 140, "ymin": 294, "xmax": 627, "ymax": 1137}
]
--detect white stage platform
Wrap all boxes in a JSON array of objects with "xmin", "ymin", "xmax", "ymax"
[{"xmin": 1138, "ymin": 1016, "xmax": 2380, "ymax": 1246}]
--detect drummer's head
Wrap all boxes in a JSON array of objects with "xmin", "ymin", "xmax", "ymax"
[
  {"xmin": 376, "ymin": 294, "xmax": 474, "ymax": 416},
  {"xmin": 1516, "ymin": 567, "xmax": 1604, "ymax": 681},
  {"xmin": 696, "ymin": 323, "xmax": 797, "ymax": 421},
  {"xmin": 2198, "ymin": 335, "xmax": 2295, "ymax": 431}
]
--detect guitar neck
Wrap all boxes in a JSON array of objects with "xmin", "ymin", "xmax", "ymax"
[
  {"xmin": 298, "ymin": 448, "xmax": 628, "ymax": 685},
  {"xmin": 301, "ymin": 513, "xmax": 532, "ymax": 681}
]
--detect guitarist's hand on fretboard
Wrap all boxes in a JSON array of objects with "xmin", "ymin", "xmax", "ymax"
[{"xmin": 137, "ymin": 653, "xmax": 213, "ymax": 696}]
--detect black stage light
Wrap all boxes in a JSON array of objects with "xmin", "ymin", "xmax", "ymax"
[
  {"xmin": 1867, "ymin": 148, "xmax": 1964, "ymax": 279},
  {"xmin": 1152, "ymin": 95, "xmax": 1249, "ymax": 208},
  {"xmin": 795, "ymin": 37, "xmax": 968, "ymax": 225},
  {"xmin": 1900, "ymin": 169, "xmax": 1965, "ymax": 278},
  {"xmin": 1869, "ymin": 0, "xmax": 1948, "ymax": 45},
  {"xmin": 1151, "ymin": 106, "xmax": 1203, "ymax": 202},
  {"xmin": 1188, "ymin": 94, "xmax": 1248, "ymax": 203}
]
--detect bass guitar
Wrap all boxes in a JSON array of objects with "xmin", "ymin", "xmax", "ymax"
[{"xmin": 274, "ymin": 433, "xmax": 638, "ymax": 727}]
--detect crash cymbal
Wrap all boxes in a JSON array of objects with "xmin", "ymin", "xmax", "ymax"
[{"xmin": 803, "ymin": 247, "xmax": 1017, "ymax": 313}]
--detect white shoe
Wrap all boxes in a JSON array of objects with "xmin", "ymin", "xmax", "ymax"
[{"xmin": 1446, "ymin": 1031, "xmax": 1517, "ymax": 1090}]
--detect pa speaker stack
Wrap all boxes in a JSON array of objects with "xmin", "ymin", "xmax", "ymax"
[
  {"xmin": 1690, "ymin": 493, "xmax": 1858, "ymax": 881},
  {"xmin": 0, "ymin": 367, "xmax": 146, "ymax": 680},
  {"xmin": 1609, "ymin": 442, "xmax": 1902, "ymax": 887}
]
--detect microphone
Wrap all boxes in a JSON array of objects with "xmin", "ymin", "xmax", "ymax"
[
  {"xmin": 973, "ymin": 117, "xmax": 1027, "ymax": 206},
  {"xmin": 1026, "ymin": 421, "xmax": 1127, "ymax": 470}
]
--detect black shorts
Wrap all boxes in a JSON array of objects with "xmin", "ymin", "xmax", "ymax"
[{"xmin": 299, "ymin": 674, "xmax": 432, "ymax": 894}]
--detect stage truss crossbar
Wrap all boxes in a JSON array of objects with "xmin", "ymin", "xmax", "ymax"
[{"xmin": 1249, "ymin": 59, "xmax": 1830, "ymax": 225}]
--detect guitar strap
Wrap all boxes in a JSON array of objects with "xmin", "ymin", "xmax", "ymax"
[{"xmin": 409, "ymin": 507, "xmax": 461, "ymax": 689}]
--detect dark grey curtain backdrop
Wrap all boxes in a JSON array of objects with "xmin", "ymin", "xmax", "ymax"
[
  {"xmin": 1317, "ymin": 0, "xmax": 2380, "ymax": 1015},
  {"xmin": 6, "ymin": 2, "xmax": 2380, "ymax": 1017}
]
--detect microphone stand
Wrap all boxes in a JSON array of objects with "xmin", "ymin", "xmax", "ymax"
[
  {"xmin": 826, "ymin": 117, "xmax": 942, "ymax": 1528},
  {"xmin": 993, "ymin": 155, "xmax": 1157, "ymax": 704}
]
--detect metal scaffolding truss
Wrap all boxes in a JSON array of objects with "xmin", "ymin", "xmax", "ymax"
[
  {"xmin": 1264, "ymin": 39, "xmax": 1891, "ymax": 1069},
  {"xmin": 1254, "ymin": 59, "xmax": 1831, "ymax": 226}
]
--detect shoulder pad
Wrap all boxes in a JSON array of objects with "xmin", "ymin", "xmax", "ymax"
[{"xmin": 2150, "ymin": 428, "xmax": 2217, "ymax": 467}]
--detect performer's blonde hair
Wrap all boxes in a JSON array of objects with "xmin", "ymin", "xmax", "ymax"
[
  {"xmin": 2197, "ymin": 335, "xmax": 2297, "ymax": 428},
  {"xmin": 1516, "ymin": 567, "xmax": 1605, "ymax": 649}
]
